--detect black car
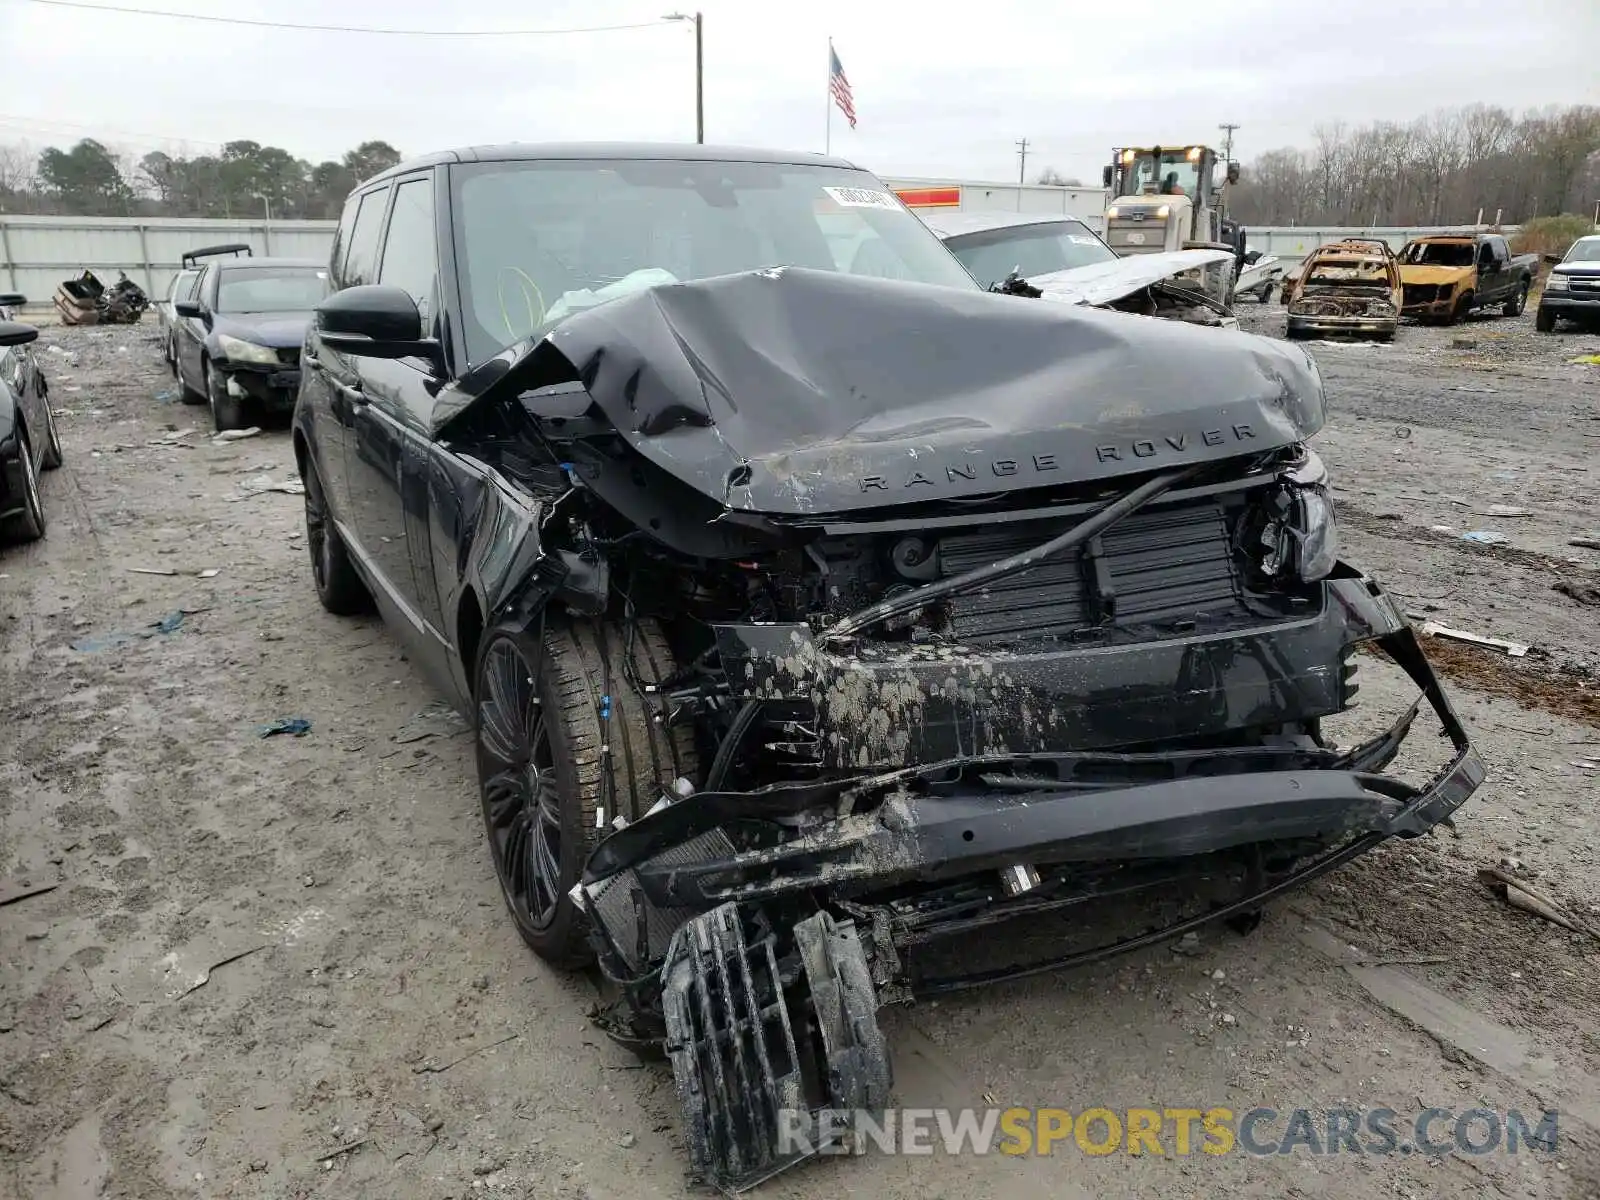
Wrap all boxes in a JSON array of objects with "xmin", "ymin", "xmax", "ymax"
[
  {"xmin": 157, "ymin": 266, "xmax": 202, "ymax": 371},
  {"xmin": 0, "ymin": 294, "xmax": 63, "ymax": 544},
  {"xmin": 173, "ymin": 256, "xmax": 328, "ymax": 430},
  {"xmin": 291, "ymin": 144, "xmax": 1483, "ymax": 1190}
]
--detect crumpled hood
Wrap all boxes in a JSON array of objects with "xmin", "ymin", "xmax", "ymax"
[
  {"xmin": 1399, "ymin": 264, "xmax": 1471, "ymax": 286},
  {"xmin": 210, "ymin": 311, "xmax": 312, "ymax": 350},
  {"xmin": 1025, "ymin": 248, "xmax": 1236, "ymax": 307},
  {"xmin": 438, "ymin": 267, "xmax": 1326, "ymax": 516}
]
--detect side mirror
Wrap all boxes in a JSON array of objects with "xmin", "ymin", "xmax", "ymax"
[
  {"xmin": 0, "ymin": 292, "xmax": 26, "ymax": 309},
  {"xmin": 316, "ymin": 285, "xmax": 444, "ymax": 372},
  {"xmin": 175, "ymin": 299, "xmax": 205, "ymax": 319},
  {"xmin": 1226, "ymin": 161, "xmax": 1242, "ymax": 185},
  {"xmin": 1101, "ymin": 165, "xmax": 1114, "ymax": 189},
  {"xmin": 0, "ymin": 319, "xmax": 40, "ymax": 348}
]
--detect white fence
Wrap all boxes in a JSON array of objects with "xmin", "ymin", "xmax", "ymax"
[
  {"xmin": 0, "ymin": 214, "xmax": 1526, "ymax": 312},
  {"xmin": 0, "ymin": 216, "xmax": 335, "ymax": 311}
]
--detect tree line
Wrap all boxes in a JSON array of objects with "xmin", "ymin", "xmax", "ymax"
[
  {"xmin": 1227, "ymin": 104, "xmax": 1600, "ymax": 228},
  {"xmin": 0, "ymin": 137, "xmax": 403, "ymax": 219},
  {"xmin": 2, "ymin": 103, "xmax": 1596, "ymax": 227}
]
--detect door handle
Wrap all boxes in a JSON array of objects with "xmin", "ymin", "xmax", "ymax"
[{"xmin": 338, "ymin": 380, "xmax": 369, "ymax": 406}]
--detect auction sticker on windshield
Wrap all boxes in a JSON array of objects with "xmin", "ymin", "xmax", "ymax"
[{"xmin": 822, "ymin": 186, "xmax": 902, "ymax": 211}]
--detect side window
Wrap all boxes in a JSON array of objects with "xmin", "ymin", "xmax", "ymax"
[
  {"xmin": 377, "ymin": 176, "xmax": 438, "ymax": 326},
  {"xmin": 341, "ymin": 187, "xmax": 390, "ymax": 289},
  {"xmin": 181, "ymin": 271, "xmax": 202, "ymax": 301}
]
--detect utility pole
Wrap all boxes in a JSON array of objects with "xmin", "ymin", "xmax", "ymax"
[
  {"xmin": 665, "ymin": 12, "xmax": 704, "ymax": 143},
  {"xmin": 1015, "ymin": 138, "xmax": 1030, "ymax": 184},
  {"xmin": 1218, "ymin": 123, "xmax": 1240, "ymax": 163},
  {"xmin": 1218, "ymin": 123, "xmax": 1240, "ymax": 212}
]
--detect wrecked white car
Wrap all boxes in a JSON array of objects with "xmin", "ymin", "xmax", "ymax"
[{"xmin": 921, "ymin": 210, "xmax": 1239, "ymax": 328}]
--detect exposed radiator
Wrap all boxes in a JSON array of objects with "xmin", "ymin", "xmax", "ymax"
[{"xmin": 936, "ymin": 499, "xmax": 1246, "ymax": 645}]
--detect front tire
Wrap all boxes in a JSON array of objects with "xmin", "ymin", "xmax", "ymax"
[
  {"xmin": 1448, "ymin": 293, "xmax": 1473, "ymax": 326},
  {"xmin": 206, "ymin": 362, "xmax": 248, "ymax": 432},
  {"xmin": 1503, "ymin": 282, "xmax": 1528, "ymax": 318},
  {"xmin": 474, "ymin": 619, "xmax": 698, "ymax": 968},
  {"xmin": 301, "ymin": 450, "xmax": 371, "ymax": 615},
  {"xmin": 1534, "ymin": 307, "xmax": 1556, "ymax": 333},
  {"xmin": 1, "ymin": 429, "xmax": 45, "ymax": 544},
  {"xmin": 39, "ymin": 396, "xmax": 63, "ymax": 471}
]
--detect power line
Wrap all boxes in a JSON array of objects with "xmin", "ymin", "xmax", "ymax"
[{"xmin": 7, "ymin": 0, "xmax": 669, "ymax": 37}]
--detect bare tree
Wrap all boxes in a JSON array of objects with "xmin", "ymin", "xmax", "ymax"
[
  {"xmin": 1229, "ymin": 103, "xmax": 1599, "ymax": 226},
  {"xmin": 0, "ymin": 141, "xmax": 34, "ymax": 201},
  {"xmin": 1035, "ymin": 167, "xmax": 1081, "ymax": 186}
]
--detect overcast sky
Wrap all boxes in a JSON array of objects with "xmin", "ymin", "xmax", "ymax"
[{"xmin": 2, "ymin": 0, "xmax": 1597, "ymax": 183}]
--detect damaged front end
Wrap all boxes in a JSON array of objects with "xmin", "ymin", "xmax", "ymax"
[
  {"xmin": 1284, "ymin": 239, "xmax": 1402, "ymax": 341},
  {"xmin": 442, "ymin": 269, "xmax": 1480, "ymax": 1190}
]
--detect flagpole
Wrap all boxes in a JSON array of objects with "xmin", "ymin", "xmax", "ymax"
[{"xmin": 825, "ymin": 37, "xmax": 832, "ymax": 154}]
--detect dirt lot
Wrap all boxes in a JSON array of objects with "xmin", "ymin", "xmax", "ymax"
[{"xmin": 3, "ymin": 306, "xmax": 1599, "ymax": 1200}]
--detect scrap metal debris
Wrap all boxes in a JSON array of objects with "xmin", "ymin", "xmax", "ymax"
[{"xmin": 52, "ymin": 270, "xmax": 149, "ymax": 325}]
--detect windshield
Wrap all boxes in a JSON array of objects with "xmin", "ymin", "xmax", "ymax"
[
  {"xmin": 1399, "ymin": 241, "xmax": 1474, "ymax": 267},
  {"xmin": 1564, "ymin": 239, "xmax": 1600, "ymax": 264},
  {"xmin": 216, "ymin": 267, "xmax": 328, "ymax": 313},
  {"xmin": 1119, "ymin": 151, "xmax": 1202, "ymax": 198},
  {"xmin": 944, "ymin": 221, "xmax": 1116, "ymax": 288},
  {"xmin": 449, "ymin": 158, "xmax": 977, "ymax": 364}
]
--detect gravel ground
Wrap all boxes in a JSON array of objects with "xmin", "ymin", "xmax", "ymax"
[{"xmin": 2, "ymin": 308, "xmax": 1599, "ymax": 1200}]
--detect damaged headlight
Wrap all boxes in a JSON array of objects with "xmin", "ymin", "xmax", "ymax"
[
  {"xmin": 218, "ymin": 334, "xmax": 280, "ymax": 365},
  {"xmin": 1249, "ymin": 449, "xmax": 1339, "ymax": 582}
]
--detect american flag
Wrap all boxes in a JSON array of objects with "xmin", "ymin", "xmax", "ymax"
[{"xmin": 829, "ymin": 46, "xmax": 856, "ymax": 129}]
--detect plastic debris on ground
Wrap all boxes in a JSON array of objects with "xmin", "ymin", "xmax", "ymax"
[
  {"xmin": 393, "ymin": 701, "xmax": 470, "ymax": 744},
  {"xmin": 70, "ymin": 609, "xmax": 190, "ymax": 652},
  {"xmin": 1477, "ymin": 867, "xmax": 1600, "ymax": 939},
  {"xmin": 232, "ymin": 475, "xmax": 305, "ymax": 500},
  {"xmin": 1461, "ymin": 531, "xmax": 1509, "ymax": 545},
  {"xmin": 212, "ymin": 427, "xmax": 263, "ymax": 443},
  {"xmin": 257, "ymin": 717, "xmax": 313, "ymax": 739},
  {"xmin": 1416, "ymin": 619, "xmax": 1529, "ymax": 657},
  {"xmin": 1479, "ymin": 505, "xmax": 1532, "ymax": 518}
]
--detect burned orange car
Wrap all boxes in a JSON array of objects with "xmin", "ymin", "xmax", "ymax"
[{"xmin": 1283, "ymin": 238, "xmax": 1402, "ymax": 341}]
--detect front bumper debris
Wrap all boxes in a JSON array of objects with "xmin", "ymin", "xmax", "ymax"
[
  {"xmin": 218, "ymin": 360, "xmax": 301, "ymax": 408},
  {"xmin": 1287, "ymin": 312, "xmax": 1398, "ymax": 338},
  {"xmin": 576, "ymin": 570, "xmax": 1483, "ymax": 1190}
]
